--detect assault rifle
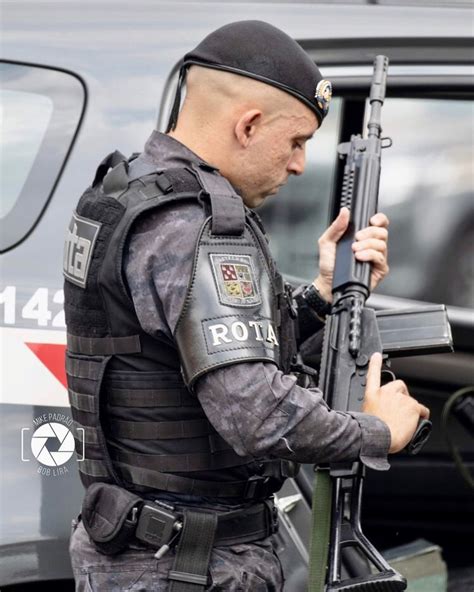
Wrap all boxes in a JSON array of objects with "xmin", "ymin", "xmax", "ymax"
[{"xmin": 308, "ymin": 56, "xmax": 453, "ymax": 592}]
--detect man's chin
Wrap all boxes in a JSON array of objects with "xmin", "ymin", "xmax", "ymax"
[
  {"xmin": 243, "ymin": 187, "xmax": 281, "ymax": 208},
  {"xmin": 242, "ymin": 194, "xmax": 265, "ymax": 209},
  {"xmin": 261, "ymin": 186, "xmax": 283, "ymax": 201}
]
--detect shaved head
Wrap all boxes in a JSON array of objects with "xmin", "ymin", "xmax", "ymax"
[
  {"xmin": 168, "ymin": 65, "xmax": 318, "ymax": 207},
  {"xmin": 185, "ymin": 65, "xmax": 299, "ymax": 119}
]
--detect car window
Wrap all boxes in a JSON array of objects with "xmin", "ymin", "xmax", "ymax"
[
  {"xmin": 375, "ymin": 97, "xmax": 473, "ymax": 309},
  {"xmin": 0, "ymin": 62, "xmax": 85, "ymax": 253},
  {"xmin": 258, "ymin": 97, "xmax": 342, "ymax": 284},
  {"xmin": 1, "ymin": 89, "xmax": 53, "ymax": 219}
]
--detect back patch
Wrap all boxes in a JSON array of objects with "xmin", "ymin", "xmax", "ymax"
[
  {"xmin": 63, "ymin": 211, "xmax": 101, "ymax": 288},
  {"xmin": 210, "ymin": 253, "xmax": 261, "ymax": 307}
]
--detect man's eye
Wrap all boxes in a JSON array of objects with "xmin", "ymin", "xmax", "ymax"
[{"xmin": 292, "ymin": 141, "xmax": 303, "ymax": 150}]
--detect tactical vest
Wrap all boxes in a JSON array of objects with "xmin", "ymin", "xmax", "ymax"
[{"xmin": 64, "ymin": 150, "xmax": 298, "ymax": 500}]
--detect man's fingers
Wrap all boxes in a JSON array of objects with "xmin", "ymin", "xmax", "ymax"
[
  {"xmin": 392, "ymin": 379, "xmax": 409, "ymax": 395},
  {"xmin": 319, "ymin": 207, "xmax": 350, "ymax": 244},
  {"xmin": 354, "ymin": 249, "xmax": 387, "ymax": 266},
  {"xmin": 408, "ymin": 397, "xmax": 430, "ymax": 420},
  {"xmin": 369, "ymin": 212, "xmax": 389, "ymax": 228},
  {"xmin": 354, "ymin": 227, "xmax": 388, "ymax": 242},
  {"xmin": 419, "ymin": 403, "xmax": 430, "ymax": 420},
  {"xmin": 366, "ymin": 352, "xmax": 382, "ymax": 394},
  {"xmin": 352, "ymin": 238, "xmax": 387, "ymax": 254}
]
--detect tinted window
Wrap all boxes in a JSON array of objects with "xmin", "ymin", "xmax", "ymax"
[
  {"xmin": 376, "ymin": 98, "xmax": 473, "ymax": 309},
  {"xmin": 1, "ymin": 89, "xmax": 53, "ymax": 218},
  {"xmin": 0, "ymin": 62, "xmax": 85, "ymax": 252}
]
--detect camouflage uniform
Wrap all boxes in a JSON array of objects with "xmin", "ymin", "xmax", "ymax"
[{"xmin": 69, "ymin": 130, "xmax": 390, "ymax": 591}]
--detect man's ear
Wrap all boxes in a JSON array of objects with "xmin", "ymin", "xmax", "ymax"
[{"xmin": 234, "ymin": 109, "xmax": 262, "ymax": 148}]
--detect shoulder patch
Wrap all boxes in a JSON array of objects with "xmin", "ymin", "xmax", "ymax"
[
  {"xmin": 210, "ymin": 253, "xmax": 261, "ymax": 307},
  {"xmin": 63, "ymin": 211, "xmax": 102, "ymax": 288}
]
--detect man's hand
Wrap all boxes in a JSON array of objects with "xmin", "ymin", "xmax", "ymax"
[
  {"xmin": 314, "ymin": 207, "xmax": 389, "ymax": 302},
  {"xmin": 362, "ymin": 353, "xmax": 430, "ymax": 454}
]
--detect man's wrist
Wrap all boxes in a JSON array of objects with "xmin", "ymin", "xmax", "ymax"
[
  {"xmin": 313, "ymin": 277, "xmax": 332, "ymax": 303},
  {"xmin": 348, "ymin": 411, "xmax": 391, "ymax": 471},
  {"xmin": 300, "ymin": 281, "xmax": 332, "ymax": 320}
]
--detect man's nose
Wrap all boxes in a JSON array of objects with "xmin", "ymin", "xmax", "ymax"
[{"xmin": 287, "ymin": 148, "xmax": 306, "ymax": 176}]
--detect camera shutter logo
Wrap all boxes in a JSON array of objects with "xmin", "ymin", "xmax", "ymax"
[{"xmin": 30, "ymin": 422, "xmax": 75, "ymax": 467}]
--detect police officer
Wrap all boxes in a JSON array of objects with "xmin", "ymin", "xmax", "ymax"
[{"xmin": 66, "ymin": 21, "xmax": 430, "ymax": 591}]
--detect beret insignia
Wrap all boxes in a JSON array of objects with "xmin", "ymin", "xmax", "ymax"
[{"xmin": 315, "ymin": 79, "xmax": 332, "ymax": 116}]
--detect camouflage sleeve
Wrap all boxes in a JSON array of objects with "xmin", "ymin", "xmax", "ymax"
[
  {"xmin": 124, "ymin": 203, "xmax": 390, "ymax": 471},
  {"xmin": 196, "ymin": 363, "xmax": 391, "ymax": 470}
]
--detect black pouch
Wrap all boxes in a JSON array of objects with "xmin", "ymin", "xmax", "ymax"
[{"xmin": 81, "ymin": 482, "xmax": 143, "ymax": 555}]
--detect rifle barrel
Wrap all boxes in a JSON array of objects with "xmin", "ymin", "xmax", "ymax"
[{"xmin": 367, "ymin": 55, "xmax": 389, "ymax": 138}]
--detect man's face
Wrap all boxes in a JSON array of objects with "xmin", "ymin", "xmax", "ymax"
[{"xmin": 236, "ymin": 101, "xmax": 319, "ymax": 208}]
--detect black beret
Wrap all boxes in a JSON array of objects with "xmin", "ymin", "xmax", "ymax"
[{"xmin": 166, "ymin": 20, "xmax": 332, "ymax": 132}]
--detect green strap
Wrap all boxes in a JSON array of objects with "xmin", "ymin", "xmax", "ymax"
[{"xmin": 308, "ymin": 468, "xmax": 332, "ymax": 592}]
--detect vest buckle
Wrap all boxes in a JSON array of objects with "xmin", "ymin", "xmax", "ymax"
[{"xmin": 243, "ymin": 475, "xmax": 270, "ymax": 500}]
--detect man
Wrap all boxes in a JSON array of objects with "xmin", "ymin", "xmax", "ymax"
[{"xmin": 66, "ymin": 21, "xmax": 429, "ymax": 591}]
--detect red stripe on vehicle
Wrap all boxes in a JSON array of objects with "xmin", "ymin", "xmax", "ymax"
[{"xmin": 25, "ymin": 343, "xmax": 67, "ymax": 389}]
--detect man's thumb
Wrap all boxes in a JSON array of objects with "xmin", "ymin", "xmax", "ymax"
[{"xmin": 322, "ymin": 207, "xmax": 350, "ymax": 243}]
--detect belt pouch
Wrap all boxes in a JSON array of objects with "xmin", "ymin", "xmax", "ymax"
[{"xmin": 82, "ymin": 482, "xmax": 143, "ymax": 555}]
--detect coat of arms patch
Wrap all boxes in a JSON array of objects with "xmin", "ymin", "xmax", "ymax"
[{"xmin": 210, "ymin": 254, "xmax": 261, "ymax": 307}]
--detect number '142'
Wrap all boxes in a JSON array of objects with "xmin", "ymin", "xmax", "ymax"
[{"xmin": 0, "ymin": 286, "xmax": 65, "ymax": 327}]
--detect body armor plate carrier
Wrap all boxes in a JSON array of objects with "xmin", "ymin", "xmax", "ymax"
[{"xmin": 64, "ymin": 150, "xmax": 299, "ymax": 499}]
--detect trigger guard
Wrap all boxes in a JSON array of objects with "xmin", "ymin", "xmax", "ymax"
[{"xmin": 381, "ymin": 368, "xmax": 396, "ymax": 384}]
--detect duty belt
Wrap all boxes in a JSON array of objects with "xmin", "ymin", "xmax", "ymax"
[
  {"xmin": 82, "ymin": 481, "xmax": 279, "ymax": 591},
  {"xmin": 133, "ymin": 497, "xmax": 279, "ymax": 591},
  {"xmin": 132, "ymin": 497, "xmax": 279, "ymax": 551}
]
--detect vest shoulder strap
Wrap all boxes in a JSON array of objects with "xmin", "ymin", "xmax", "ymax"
[
  {"xmin": 191, "ymin": 163, "xmax": 245, "ymax": 236},
  {"xmin": 92, "ymin": 150, "xmax": 128, "ymax": 188}
]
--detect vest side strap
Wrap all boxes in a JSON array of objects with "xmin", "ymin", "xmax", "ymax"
[
  {"xmin": 67, "ymin": 333, "xmax": 142, "ymax": 356},
  {"xmin": 109, "ymin": 418, "xmax": 212, "ymax": 440},
  {"xmin": 72, "ymin": 421, "xmax": 99, "ymax": 444},
  {"xmin": 66, "ymin": 357, "xmax": 103, "ymax": 380},
  {"xmin": 79, "ymin": 459, "xmax": 111, "ymax": 478},
  {"xmin": 111, "ymin": 446, "xmax": 248, "ymax": 473},
  {"xmin": 69, "ymin": 390, "xmax": 97, "ymax": 413},
  {"xmin": 107, "ymin": 388, "xmax": 197, "ymax": 408},
  {"xmin": 114, "ymin": 462, "xmax": 268, "ymax": 498}
]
